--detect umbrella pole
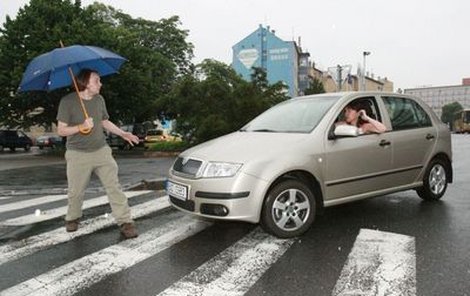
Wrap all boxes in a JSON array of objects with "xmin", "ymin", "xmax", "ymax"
[{"xmin": 60, "ymin": 41, "xmax": 91, "ymax": 135}]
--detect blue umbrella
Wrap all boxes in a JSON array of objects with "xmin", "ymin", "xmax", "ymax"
[
  {"xmin": 18, "ymin": 44, "xmax": 127, "ymax": 134},
  {"xmin": 18, "ymin": 44, "xmax": 127, "ymax": 92}
]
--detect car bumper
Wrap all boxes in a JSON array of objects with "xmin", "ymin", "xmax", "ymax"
[{"xmin": 167, "ymin": 171, "xmax": 269, "ymax": 223}]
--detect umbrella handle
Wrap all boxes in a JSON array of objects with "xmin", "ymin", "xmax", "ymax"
[
  {"xmin": 61, "ymin": 41, "xmax": 92, "ymax": 135},
  {"xmin": 67, "ymin": 67, "xmax": 92, "ymax": 135}
]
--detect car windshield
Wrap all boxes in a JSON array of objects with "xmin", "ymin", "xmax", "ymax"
[{"xmin": 241, "ymin": 95, "xmax": 340, "ymax": 133}]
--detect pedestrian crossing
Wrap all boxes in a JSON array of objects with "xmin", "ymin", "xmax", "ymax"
[{"xmin": 0, "ymin": 190, "xmax": 417, "ymax": 296}]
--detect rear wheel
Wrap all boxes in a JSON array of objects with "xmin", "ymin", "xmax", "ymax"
[
  {"xmin": 417, "ymin": 158, "xmax": 449, "ymax": 201},
  {"xmin": 260, "ymin": 179, "xmax": 316, "ymax": 238},
  {"xmin": 24, "ymin": 144, "xmax": 31, "ymax": 151}
]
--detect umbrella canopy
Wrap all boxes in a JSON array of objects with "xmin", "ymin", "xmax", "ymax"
[{"xmin": 18, "ymin": 45, "xmax": 127, "ymax": 92}]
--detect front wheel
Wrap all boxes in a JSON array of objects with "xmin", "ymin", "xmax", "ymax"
[
  {"xmin": 417, "ymin": 158, "xmax": 449, "ymax": 201},
  {"xmin": 260, "ymin": 179, "xmax": 316, "ymax": 238}
]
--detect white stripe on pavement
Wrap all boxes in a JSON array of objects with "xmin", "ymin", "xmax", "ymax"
[
  {"xmin": 0, "ymin": 215, "xmax": 212, "ymax": 296},
  {"xmin": 332, "ymin": 228, "xmax": 416, "ymax": 296},
  {"xmin": 157, "ymin": 227, "xmax": 294, "ymax": 296},
  {"xmin": 0, "ymin": 196, "xmax": 15, "ymax": 200},
  {"xmin": 0, "ymin": 195, "xmax": 171, "ymax": 265},
  {"xmin": 0, "ymin": 194, "xmax": 68, "ymax": 214},
  {"xmin": 0, "ymin": 190, "xmax": 152, "ymax": 226}
]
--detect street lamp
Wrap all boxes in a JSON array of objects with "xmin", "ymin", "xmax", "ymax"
[{"xmin": 362, "ymin": 51, "xmax": 371, "ymax": 91}]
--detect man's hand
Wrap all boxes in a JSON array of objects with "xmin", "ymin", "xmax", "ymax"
[
  {"xmin": 121, "ymin": 132, "xmax": 140, "ymax": 146},
  {"xmin": 81, "ymin": 117, "xmax": 94, "ymax": 129}
]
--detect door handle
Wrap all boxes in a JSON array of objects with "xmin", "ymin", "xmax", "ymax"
[
  {"xmin": 426, "ymin": 134, "xmax": 435, "ymax": 140},
  {"xmin": 379, "ymin": 139, "xmax": 391, "ymax": 147}
]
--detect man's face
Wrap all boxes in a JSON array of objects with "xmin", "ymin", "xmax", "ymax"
[{"xmin": 87, "ymin": 72, "xmax": 102, "ymax": 95}]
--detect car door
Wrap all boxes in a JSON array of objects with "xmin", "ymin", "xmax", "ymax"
[
  {"xmin": 380, "ymin": 95, "xmax": 437, "ymax": 185},
  {"xmin": 323, "ymin": 96, "xmax": 393, "ymax": 201}
]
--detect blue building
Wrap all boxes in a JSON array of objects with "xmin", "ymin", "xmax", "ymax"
[{"xmin": 232, "ymin": 25, "xmax": 305, "ymax": 97}]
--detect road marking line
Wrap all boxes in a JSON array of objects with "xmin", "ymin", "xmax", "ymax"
[
  {"xmin": 0, "ymin": 215, "xmax": 212, "ymax": 296},
  {"xmin": 0, "ymin": 190, "xmax": 152, "ymax": 226},
  {"xmin": 157, "ymin": 227, "xmax": 294, "ymax": 296},
  {"xmin": 0, "ymin": 196, "xmax": 15, "ymax": 200},
  {"xmin": 0, "ymin": 195, "xmax": 171, "ymax": 265},
  {"xmin": 332, "ymin": 228, "xmax": 416, "ymax": 296},
  {"xmin": 0, "ymin": 194, "xmax": 68, "ymax": 214}
]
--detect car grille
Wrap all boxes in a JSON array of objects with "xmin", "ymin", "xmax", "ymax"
[
  {"xmin": 169, "ymin": 196, "xmax": 195, "ymax": 211},
  {"xmin": 172, "ymin": 157, "xmax": 203, "ymax": 177}
]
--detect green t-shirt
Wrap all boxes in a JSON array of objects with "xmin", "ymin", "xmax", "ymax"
[{"xmin": 56, "ymin": 92, "xmax": 109, "ymax": 152}]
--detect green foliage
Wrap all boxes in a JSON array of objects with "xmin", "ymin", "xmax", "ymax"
[
  {"xmin": 164, "ymin": 60, "xmax": 289, "ymax": 144},
  {"xmin": 304, "ymin": 77, "xmax": 325, "ymax": 95},
  {"xmin": 145, "ymin": 140, "xmax": 190, "ymax": 152},
  {"xmin": 441, "ymin": 101, "xmax": 463, "ymax": 127},
  {"xmin": 0, "ymin": 0, "xmax": 193, "ymax": 128}
]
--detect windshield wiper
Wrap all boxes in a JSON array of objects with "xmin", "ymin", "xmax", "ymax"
[{"xmin": 250, "ymin": 129, "xmax": 278, "ymax": 133}]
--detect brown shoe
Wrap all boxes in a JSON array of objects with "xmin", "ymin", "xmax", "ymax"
[
  {"xmin": 65, "ymin": 219, "xmax": 79, "ymax": 232},
  {"xmin": 120, "ymin": 223, "xmax": 138, "ymax": 239}
]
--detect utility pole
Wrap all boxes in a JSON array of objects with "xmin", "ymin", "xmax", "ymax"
[
  {"xmin": 362, "ymin": 51, "xmax": 371, "ymax": 91},
  {"xmin": 336, "ymin": 64, "xmax": 342, "ymax": 91}
]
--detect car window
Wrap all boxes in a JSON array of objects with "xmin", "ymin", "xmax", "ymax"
[
  {"xmin": 382, "ymin": 96, "xmax": 432, "ymax": 130},
  {"xmin": 336, "ymin": 96, "xmax": 382, "ymax": 123},
  {"xmin": 241, "ymin": 96, "xmax": 340, "ymax": 133}
]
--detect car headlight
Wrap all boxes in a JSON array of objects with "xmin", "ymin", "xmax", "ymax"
[{"xmin": 201, "ymin": 162, "xmax": 242, "ymax": 178}]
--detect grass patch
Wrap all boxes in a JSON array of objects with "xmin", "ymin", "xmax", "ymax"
[{"xmin": 145, "ymin": 141, "xmax": 190, "ymax": 152}]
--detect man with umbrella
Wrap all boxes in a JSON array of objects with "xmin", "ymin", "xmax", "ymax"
[
  {"xmin": 57, "ymin": 68, "xmax": 139, "ymax": 239},
  {"xmin": 20, "ymin": 45, "xmax": 139, "ymax": 239}
]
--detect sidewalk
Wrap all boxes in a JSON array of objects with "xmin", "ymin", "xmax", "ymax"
[{"xmin": 0, "ymin": 150, "xmax": 176, "ymax": 196}]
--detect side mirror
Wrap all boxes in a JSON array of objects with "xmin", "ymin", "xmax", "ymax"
[{"xmin": 334, "ymin": 124, "xmax": 361, "ymax": 137}]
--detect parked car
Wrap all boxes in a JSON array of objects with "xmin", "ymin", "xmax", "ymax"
[
  {"xmin": 107, "ymin": 123, "xmax": 146, "ymax": 150},
  {"xmin": 0, "ymin": 130, "xmax": 33, "ymax": 152},
  {"xmin": 167, "ymin": 92, "xmax": 453, "ymax": 238},
  {"xmin": 36, "ymin": 135, "xmax": 64, "ymax": 149},
  {"xmin": 144, "ymin": 129, "xmax": 166, "ymax": 143}
]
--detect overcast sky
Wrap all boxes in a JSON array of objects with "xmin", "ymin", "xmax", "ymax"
[{"xmin": 2, "ymin": 0, "xmax": 469, "ymax": 90}]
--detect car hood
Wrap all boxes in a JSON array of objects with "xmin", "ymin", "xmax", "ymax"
[{"xmin": 180, "ymin": 131, "xmax": 309, "ymax": 163}]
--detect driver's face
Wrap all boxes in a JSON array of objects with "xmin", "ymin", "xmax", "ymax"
[{"xmin": 344, "ymin": 107, "xmax": 358, "ymax": 124}]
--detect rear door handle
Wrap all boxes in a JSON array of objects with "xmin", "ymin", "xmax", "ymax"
[
  {"xmin": 379, "ymin": 139, "xmax": 391, "ymax": 147},
  {"xmin": 426, "ymin": 134, "xmax": 435, "ymax": 140}
]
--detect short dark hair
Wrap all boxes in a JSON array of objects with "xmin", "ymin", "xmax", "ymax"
[
  {"xmin": 76, "ymin": 69, "xmax": 98, "ymax": 91},
  {"xmin": 346, "ymin": 100, "xmax": 368, "ymax": 111}
]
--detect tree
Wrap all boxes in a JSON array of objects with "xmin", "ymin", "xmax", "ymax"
[
  {"xmin": 0, "ymin": 0, "xmax": 193, "ymax": 128},
  {"xmin": 304, "ymin": 77, "xmax": 325, "ymax": 95},
  {"xmin": 164, "ymin": 60, "xmax": 288, "ymax": 144},
  {"xmin": 441, "ymin": 101, "xmax": 463, "ymax": 129}
]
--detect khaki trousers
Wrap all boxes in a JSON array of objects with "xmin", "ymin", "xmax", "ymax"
[{"xmin": 65, "ymin": 145, "xmax": 132, "ymax": 225}]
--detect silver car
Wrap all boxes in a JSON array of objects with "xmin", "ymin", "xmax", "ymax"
[{"xmin": 167, "ymin": 92, "xmax": 452, "ymax": 238}]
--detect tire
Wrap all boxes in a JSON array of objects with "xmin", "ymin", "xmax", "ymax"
[
  {"xmin": 24, "ymin": 144, "xmax": 31, "ymax": 151},
  {"xmin": 417, "ymin": 158, "xmax": 449, "ymax": 201},
  {"xmin": 260, "ymin": 179, "xmax": 316, "ymax": 238}
]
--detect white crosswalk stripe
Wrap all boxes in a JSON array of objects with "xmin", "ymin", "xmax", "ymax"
[
  {"xmin": 0, "ymin": 190, "xmax": 152, "ymax": 226},
  {"xmin": 0, "ymin": 194, "xmax": 68, "ymax": 214},
  {"xmin": 0, "ymin": 214, "xmax": 212, "ymax": 296},
  {"xmin": 0, "ymin": 191, "xmax": 418, "ymax": 296},
  {"xmin": 332, "ymin": 229, "xmax": 416, "ymax": 296},
  {"xmin": 0, "ymin": 195, "xmax": 171, "ymax": 265},
  {"xmin": 157, "ymin": 227, "xmax": 294, "ymax": 296}
]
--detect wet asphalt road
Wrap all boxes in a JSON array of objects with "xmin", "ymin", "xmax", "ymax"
[
  {"xmin": 0, "ymin": 136, "xmax": 469, "ymax": 296},
  {"xmin": 0, "ymin": 148, "xmax": 174, "ymax": 195}
]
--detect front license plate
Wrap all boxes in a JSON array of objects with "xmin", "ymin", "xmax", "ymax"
[{"xmin": 167, "ymin": 181, "xmax": 189, "ymax": 201}]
